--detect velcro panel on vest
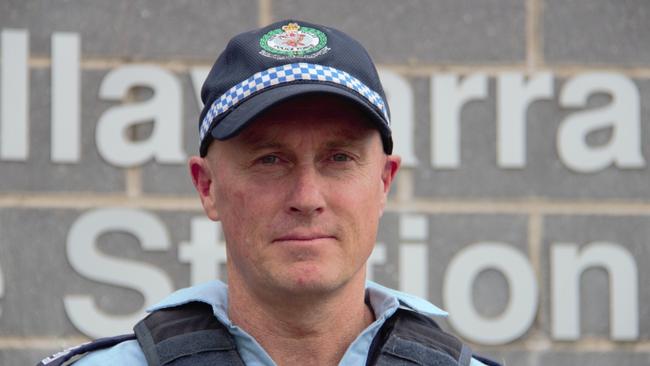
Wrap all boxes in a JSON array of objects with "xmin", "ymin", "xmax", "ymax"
[
  {"xmin": 367, "ymin": 308, "xmax": 473, "ymax": 366},
  {"xmin": 378, "ymin": 336, "xmax": 460, "ymax": 366},
  {"xmin": 134, "ymin": 301, "xmax": 243, "ymax": 366}
]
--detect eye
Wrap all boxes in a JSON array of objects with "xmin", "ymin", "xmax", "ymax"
[
  {"xmin": 331, "ymin": 153, "xmax": 352, "ymax": 162},
  {"xmin": 259, "ymin": 155, "xmax": 280, "ymax": 165}
]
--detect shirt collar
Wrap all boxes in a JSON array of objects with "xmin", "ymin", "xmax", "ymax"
[
  {"xmin": 148, "ymin": 279, "xmax": 447, "ymax": 319},
  {"xmin": 147, "ymin": 280, "xmax": 231, "ymax": 324},
  {"xmin": 148, "ymin": 280, "xmax": 449, "ymax": 366},
  {"xmin": 365, "ymin": 281, "xmax": 448, "ymax": 318}
]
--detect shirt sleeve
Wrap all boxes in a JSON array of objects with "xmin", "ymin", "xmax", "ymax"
[{"xmin": 73, "ymin": 339, "xmax": 147, "ymax": 365}]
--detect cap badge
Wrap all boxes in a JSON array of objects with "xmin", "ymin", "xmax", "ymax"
[{"xmin": 260, "ymin": 22, "xmax": 330, "ymax": 59}]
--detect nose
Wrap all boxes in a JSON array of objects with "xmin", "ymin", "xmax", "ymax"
[{"xmin": 286, "ymin": 165, "xmax": 326, "ymax": 216}]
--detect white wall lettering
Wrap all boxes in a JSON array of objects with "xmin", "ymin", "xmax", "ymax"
[
  {"xmin": 64, "ymin": 208, "xmax": 174, "ymax": 338},
  {"xmin": 1, "ymin": 29, "xmax": 29, "ymax": 161},
  {"xmin": 399, "ymin": 214, "xmax": 429, "ymax": 298},
  {"xmin": 51, "ymin": 32, "xmax": 81, "ymax": 163},
  {"xmin": 431, "ymin": 74, "xmax": 488, "ymax": 168},
  {"xmin": 497, "ymin": 73, "xmax": 553, "ymax": 168},
  {"xmin": 558, "ymin": 73, "xmax": 645, "ymax": 172},
  {"xmin": 444, "ymin": 243, "xmax": 538, "ymax": 345},
  {"xmin": 96, "ymin": 65, "xmax": 185, "ymax": 167},
  {"xmin": 178, "ymin": 217, "xmax": 227, "ymax": 285},
  {"xmin": 551, "ymin": 242, "xmax": 639, "ymax": 340}
]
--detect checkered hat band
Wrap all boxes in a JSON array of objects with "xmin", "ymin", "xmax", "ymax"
[{"xmin": 199, "ymin": 62, "xmax": 389, "ymax": 141}]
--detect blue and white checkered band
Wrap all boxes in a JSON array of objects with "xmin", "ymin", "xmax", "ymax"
[{"xmin": 199, "ymin": 62, "xmax": 389, "ymax": 142}]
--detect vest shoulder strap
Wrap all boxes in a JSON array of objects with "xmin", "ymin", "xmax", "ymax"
[
  {"xmin": 134, "ymin": 300, "xmax": 501, "ymax": 366},
  {"xmin": 38, "ymin": 300, "xmax": 501, "ymax": 366},
  {"xmin": 134, "ymin": 301, "xmax": 245, "ymax": 366},
  {"xmin": 367, "ymin": 307, "xmax": 475, "ymax": 366}
]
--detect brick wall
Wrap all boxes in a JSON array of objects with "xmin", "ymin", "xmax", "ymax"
[{"xmin": 1, "ymin": 1, "xmax": 649, "ymax": 364}]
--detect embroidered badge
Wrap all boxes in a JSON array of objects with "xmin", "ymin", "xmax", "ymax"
[{"xmin": 260, "ymin": 22, "xmax": 330, "ymax": 59}]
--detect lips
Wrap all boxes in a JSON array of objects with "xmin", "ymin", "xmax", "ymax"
[{"xmin": 272, "ymin": 232, "xmax": 336, "ymax": 242}]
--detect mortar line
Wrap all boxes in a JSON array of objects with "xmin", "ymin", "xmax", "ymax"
[
  {"xmin": 2, "ymin": 195, "xmax": 650, "ymax": 214},
  {"xmin": 527, "ymin": 213, "xmax": 543, "ymax": 274},
  {"xmin": 125, "ymin": 167, "xmax": 142, "ymax": 198},
  {"xmin": 527, "ymin": 213, "xmax": 545, "ymax": 329},
  {"xmin": 26, "ymin": 57, "xmax": 650, "ymax": 78},
  {"xmin": 526, "ymin": 0, "xmax": 543, "ymax": 71},
  {"xmin": 394, "ymin": 168, "xmax": 414, "ymax": 203},
  {"xmin": 258, "ymin": 0, "xmax": 272, "ymax": 27}
]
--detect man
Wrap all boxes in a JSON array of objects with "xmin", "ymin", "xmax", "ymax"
[{"xmin": 38, "ymin": 20, "xmax": 499, "ymax": 366}]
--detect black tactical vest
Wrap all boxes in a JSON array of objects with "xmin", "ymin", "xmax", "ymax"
[{"xmin": 37, "ymin": 301, "xmax": 501, "ymax": 366}]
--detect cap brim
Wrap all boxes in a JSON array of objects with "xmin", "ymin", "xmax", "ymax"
[{"xmin": 205, "ymin": 83, "xmax": 392, "ymax": 154}]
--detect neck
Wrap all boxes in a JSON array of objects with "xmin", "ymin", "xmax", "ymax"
[{"xmin": 228, "ymin": 273, "xmax": 375, "ymax": 366}]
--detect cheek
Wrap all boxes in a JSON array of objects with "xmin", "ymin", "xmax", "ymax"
[
  {"xmin": 335, "ymin": 175, "xmax": 385, "ymax": 236},
  {"xmin": 217, "ymin": 186, "xmax": 256, "ymax": 225},
  {"xmin": 215, "ymin": 183, "xmax": 279, "ymax": 240},
  {"xmin": 354, "ymin": 169, "xmax": 386, "ymax": 213},
  {"xmin": 213, "ymin": 183, "xmax": 250, "ymax": 237}
]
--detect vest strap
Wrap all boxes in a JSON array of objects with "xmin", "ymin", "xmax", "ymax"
[
  {"xmin": 134, "ymin": 301, "xmax": 245, "ymax": 366},
  {"xmin": 367, "ymin": 307, "xmax": 474, "ymax": 366},
  {"xmin": 38, "ymin": 298, "xmax": 501, "ymax": 366},
  {"xmin": 135, "ymin": 301, "xmax": 496, "ymax": 366}
]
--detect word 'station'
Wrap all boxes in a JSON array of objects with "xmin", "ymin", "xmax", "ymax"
[{"xmin": 60, "ymin": 209, "xmax": 640, "ymax": 345}]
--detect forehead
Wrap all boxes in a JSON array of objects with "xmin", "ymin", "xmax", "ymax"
[{"xmin": 237, "ymin": 94, "xmax": 377, "ymax": 144}]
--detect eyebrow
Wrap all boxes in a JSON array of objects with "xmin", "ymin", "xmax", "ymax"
[
  {"xmin": 323, "ymin": 138, "xmax": 366, "ymax": 149},
  {"xmin": 245, "ymin": 141, "xmax": 285, "ymax": 152}
]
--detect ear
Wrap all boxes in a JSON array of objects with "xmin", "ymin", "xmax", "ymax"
[
  {"xmin": 188, "ymin": 156, "xmax": 220, "ymax": 221},
  {"xmin": 379, "ymin": 154, "xmax": 401, "ymax": 214}
]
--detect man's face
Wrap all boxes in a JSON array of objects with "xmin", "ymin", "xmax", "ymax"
[{"xmin": 190, "ymin": 95, "xmax": 400, "ymax": 297}]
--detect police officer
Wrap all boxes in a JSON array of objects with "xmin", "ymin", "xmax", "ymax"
[{"xmin": 39, "ymin": 20, "xmax": 500, "ymax": 366}]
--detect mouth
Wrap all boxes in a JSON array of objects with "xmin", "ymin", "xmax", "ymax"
[{"xmin": 272, "ymin": 233, "xmax": 337, "ymax": 243}]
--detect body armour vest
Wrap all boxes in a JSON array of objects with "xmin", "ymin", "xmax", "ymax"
[{"xmin": 37, "ymin": 301, "xmax": 501, "ymax": 366}]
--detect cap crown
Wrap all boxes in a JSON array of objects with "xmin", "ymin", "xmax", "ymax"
[{"xmin": 198, "ymin": 19, "xmax": 391, "ymax": 156}]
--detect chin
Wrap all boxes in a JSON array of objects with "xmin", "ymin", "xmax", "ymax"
[{"xmin": 273, "ymin": 265, "xmax": 356, "ymax": 296}]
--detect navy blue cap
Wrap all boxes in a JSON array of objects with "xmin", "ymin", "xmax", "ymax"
[{"xmin": 198, "ymin": 19, "xmax": 392, "ymax": 157}]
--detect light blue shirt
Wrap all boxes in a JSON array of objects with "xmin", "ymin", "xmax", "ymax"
[{"xmin": 76, "ymin": 280, "xmax": 487, "ymax": 366}]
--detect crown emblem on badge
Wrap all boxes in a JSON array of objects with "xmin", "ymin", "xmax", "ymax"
[
  {"xmin": 282, "ymin": 22, "xmax": 301, "ymax": 32},
  {"xmin": 259, "ymin": 21, "xmax": 330, "ymax": 60}
]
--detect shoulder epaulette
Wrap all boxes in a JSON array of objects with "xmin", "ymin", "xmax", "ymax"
[{"xmin": 36, "ymin": 334, "xmax": 135, "ymax": 366}]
